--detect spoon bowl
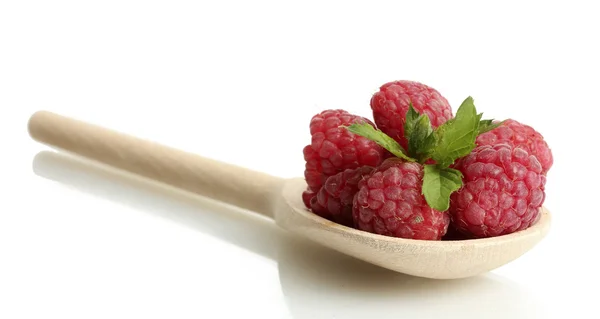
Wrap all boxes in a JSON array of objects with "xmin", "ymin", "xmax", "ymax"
[
  {"xmin": 276, "ymin": 178, "xmax": 550, "ymax": 279},
  {"xmin": 27, "ymin": 111, "xmax": 551, "ymax": 279}
]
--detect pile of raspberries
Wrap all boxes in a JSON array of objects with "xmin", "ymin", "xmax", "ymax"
[{"xmin": 302, "ymin": 80, "xmax": 552, "ymax": 240}]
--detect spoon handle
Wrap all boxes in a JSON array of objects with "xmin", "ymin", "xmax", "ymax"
[{"xmin": 27, "ymin": 111, "xmax": 283, "ymax": 219}]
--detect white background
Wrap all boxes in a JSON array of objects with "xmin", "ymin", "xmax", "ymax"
[{"xmin": 1, "ymin": 1, "xmax": 598, "ymax": 318}]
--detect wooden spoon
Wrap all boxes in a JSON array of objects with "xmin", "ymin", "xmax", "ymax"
[{"xmin": 27, "ymin": 111, "xmax": 551, "ymax": 279}]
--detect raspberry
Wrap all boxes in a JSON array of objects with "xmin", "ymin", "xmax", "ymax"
[
  {"xmin": 310, "ymin": 166, "xmax": 375, "ymax": 227},
  {"xmin": 352, "ymin": 158, "xmax": 450, "ymax": 240},
  {"xmin": 449, "ymin": 144, "xmax": 546, "ymax": 238},
  {"xmin": 303, "ymin": 109, "xmax": 386, "ymax": 193},
  {"xmin": 370, "ymin": 80, "xmax": 453, "ymax": 148},
  {"xmin": 476, "ymin": 119, "xmax": 553, "ymax": 174},
  {"xmin": 302, "ymin": 189, "xmax": 315, "ymax": 209}
]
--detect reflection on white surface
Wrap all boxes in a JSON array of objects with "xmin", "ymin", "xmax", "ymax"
[
  {"xmin": 278, "ymin": 240, "xmax": 542, "ymax": 318},
  {"xmin": 33, "ymin": 151, "xmax": 545, "ymax": 319}
]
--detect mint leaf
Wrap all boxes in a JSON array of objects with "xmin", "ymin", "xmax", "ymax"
[
  {"xmin": 412, "ymin": 116, "xmax": 437, "ymax": 160},
  {"xmin": 405, "ymin": 104, "xmax": 420, "ymax": 131},
  {"xmin": 345, "ymin": 123, "xmax": 415, "ymax": 162},
  {"xmin": 404, "ymin": 105, "xmax": 437, "ymax": 162},
  {"xmin": 478, "ymin": 119, "xmax": 505, "ymax": 135},
  {"xmin": 479, "ymin": 118, "xmax": 492, "ymax": 129},
  {"xmin": 422, "ymin": 165, "xmax": 463, "ymax": 211},
  {"xmin": 431, "ymin": 96, "xmax": 480, "ymax": 167}
]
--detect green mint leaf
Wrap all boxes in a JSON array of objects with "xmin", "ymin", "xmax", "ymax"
[
  {"xmin": 476, "ymin": 112, "xmax": 484, "ymax": 125},
  {"xmin": 345, "ymin": 123, "xmax": 415, "ymax": 162},
  {"xmin": 478, "ymin": 119, "xmax": 505, "ymax": 135},
  {"xmin": 405, "ymin": 103, "xmax": 420, "ymax": 133},
  {"xmin": 418, "ymin": 129, "xmax": 438, "ymax": 160},
  {"xmin": 422, "ymin": 165, "xmax": 463, "ymax": 211},
  {"xmin": 479, "ymin": 118, "xmax": 492, "ymax": 126},
  {"xmin": 404, "ymin": 105, "xmax": 437, "ymax": 162},
  {"xmin": 431, "ymin": 96, "xmax": 480, "ymax": 167}
]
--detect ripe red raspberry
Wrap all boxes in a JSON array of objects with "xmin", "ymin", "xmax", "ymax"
[
  {"xmin": 302, "ymin": 189, "xmax": 315, "ymax": 209},
  {"xmin": 352, "ymin": 158, "xmax": 450, "ymax": 240},
  {"xmin": 476, "ymin": 119, "xmax": 553, "ymax": 174},
  {"xmin": 370, "ymin": 80, "xmax": 453, "ymax": 148},
  {"xmin": 310, "ymin": 166, "xmax": 375, "ymax": 227},
  {"xmin": 449, "ymin": 144, "xmax": 546, "ymax": 238},
  {"xmin": 303, "ymin": 109, "xmax": 386, "ymax": 193}
]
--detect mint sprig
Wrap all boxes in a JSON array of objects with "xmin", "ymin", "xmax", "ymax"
[
  {"xmin": 344, "ymin": 96, "xmax": 502, "ymax": 211},
  {"xmin": 345, "ymin": 123, "xmax": 415, "ymax": 162}
]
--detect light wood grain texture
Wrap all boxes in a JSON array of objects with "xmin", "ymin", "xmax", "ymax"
[
  {"xmin": 27, "ymin": 110, "xmax": 551, "ymax": 279},
  {"xmin": 27, "ymin": 111, "xmax": 283, "ymax": 218}
]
